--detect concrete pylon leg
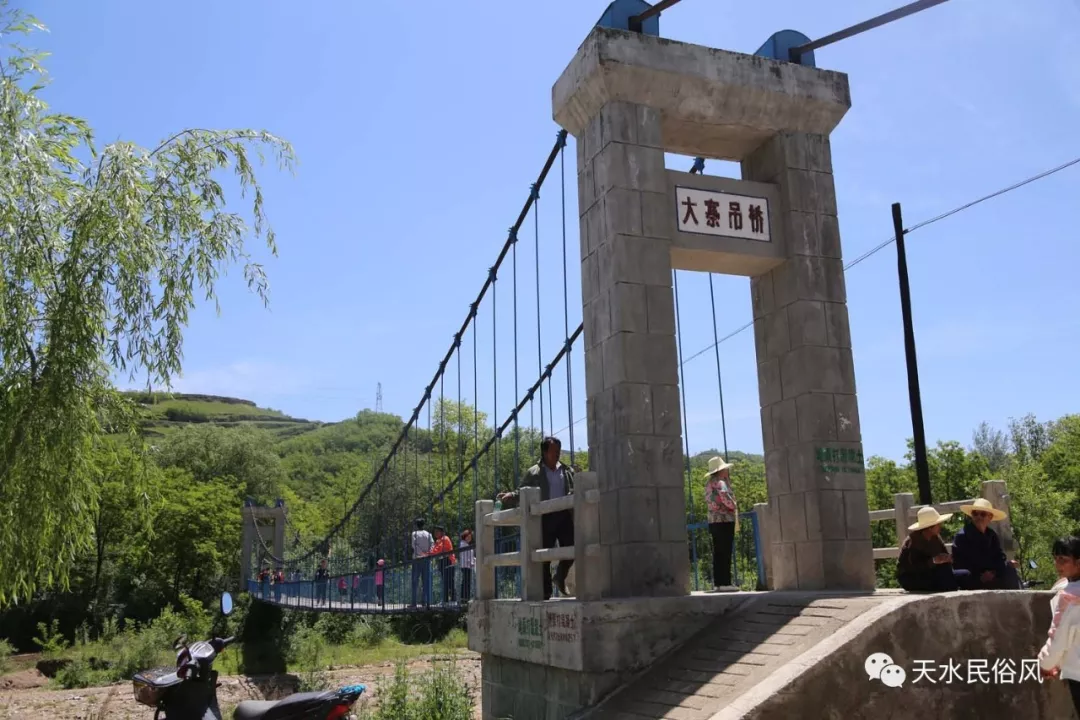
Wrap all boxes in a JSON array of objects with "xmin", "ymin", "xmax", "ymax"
[
  {"xmin": 743, "ymin": 133, "xmax": 875, "ymax": 591},
  {"xmin": 579, "ymin": 101, "xmax": 689, "ymax": 598}
]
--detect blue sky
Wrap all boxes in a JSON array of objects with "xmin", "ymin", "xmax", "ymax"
[{"xmin": 28, "ymin": 0, "xmax": 1080, "ymax": 461}]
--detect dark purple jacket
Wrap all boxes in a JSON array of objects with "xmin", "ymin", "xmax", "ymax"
[{"xmin": 951, "ymin": 522, "xmax": 1007, "ymax": 575}]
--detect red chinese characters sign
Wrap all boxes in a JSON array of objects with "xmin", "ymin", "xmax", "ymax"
[{"xmin": 676, "ymin": 187, "xmax": 770, "ymax": 242}]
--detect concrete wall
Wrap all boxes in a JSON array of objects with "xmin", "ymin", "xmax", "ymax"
[
  {"xmin": 721, "ymin": 591, "xmax": 1075, "ymax": 719},
  {"xmin": 473, "ymin": 594, "xmax": 752, "ymax": 719}
]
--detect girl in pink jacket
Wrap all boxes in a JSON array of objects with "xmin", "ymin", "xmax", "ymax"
[{"xmin": 1038, "ymin": 536, "xmax": 1080, "ymax": 715}]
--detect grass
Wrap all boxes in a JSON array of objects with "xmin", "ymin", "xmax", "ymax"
[
  {"xmin": 120, "ymin": 391, "xmax": 322, "ymax": 439},
  {"xmin": 31, "ymin": 627, "xmax": 469, "ymax": 689},
  {"xmin": 141, "ymin": 398, "xmax": 287, "ymax": 420},
  {"xmin": 303, "ymin": 628, "xmax": 469, "ymax": 671}
]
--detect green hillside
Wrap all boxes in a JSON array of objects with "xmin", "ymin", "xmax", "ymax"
[{"xmin": 125, "ymin": 391, "xmax": 323, "ymax": 438}]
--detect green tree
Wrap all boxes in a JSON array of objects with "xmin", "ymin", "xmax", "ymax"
[
  {"xmin": 971, "ymin": 421, "xmax": 1009, "ymax": 473},
  {"xmin": 1041, "ymin": 414, "xmax": 1080, "ymax": 516},
  {"xmin": 154, "ymin": 424, "xmax": 286, "ymax": 502},
  {"xmin": 0, "ymin": 7, "xmax": 294, "ymax": 603},
  {"xmin": 147, "ymin": 468, "xmax": 243, "ymax": 605},
  {"xmin": 86, "ymin": 440, "xmax": 154, "ymax": 607}
]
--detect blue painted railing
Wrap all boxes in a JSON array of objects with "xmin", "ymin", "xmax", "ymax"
[{"xmin": 249, "ymin": 509, "xmax": 766, "ymax": 611}]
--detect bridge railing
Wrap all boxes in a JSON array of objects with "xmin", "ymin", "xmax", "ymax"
[
  {"xmin": 247, "ymin": 544, "xmax": 478, "ymax": 613},
  {"xmin": 475, "ymin": 471, "xmax": 771, "ymax": 599},
  {"xmin": 475, "ymin": 472, "xmax": 603, "ymax": 601},
  {"xmin": 868, "ymin": 479, "xmax": 1014, "ymax": 560}
]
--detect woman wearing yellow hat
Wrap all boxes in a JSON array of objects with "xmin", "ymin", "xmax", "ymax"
[
  {"xmin": 704, "ymin": 457, "xmax": 739, "ymax": 593},
  {"xmin": 896, "ymin": 506, "xmax": 971, "ymax": 592}
]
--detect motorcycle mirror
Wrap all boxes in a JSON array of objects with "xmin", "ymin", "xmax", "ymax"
[
  {"xmin": 221, "ymin": 591, "xmax": 234, "ymax": 616},
  {"xmin": 173, "ymin": 634, "xmax": 187, "ymax": 650},
  {"xmin": 1029, "ymin": 559, "xmax": 1039, "ymax": 570}
]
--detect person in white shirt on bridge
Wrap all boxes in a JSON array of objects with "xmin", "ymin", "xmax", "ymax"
[
  {"xmin": 411, "ymin": 517, "xmax": 434, "ymax": 608},
  {"xmin": 459, "ymin": 528, "xmax": 475, "ymax": 602}
]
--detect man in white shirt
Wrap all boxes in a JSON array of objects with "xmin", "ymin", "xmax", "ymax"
[{"xmin": 411, "ymin": 517, "xmax": 433, "ymax": 608}]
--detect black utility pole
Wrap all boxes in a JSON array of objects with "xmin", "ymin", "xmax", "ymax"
[{"xmin": 892, "ymin": 202, "xmax": 932, "ymax": 505}]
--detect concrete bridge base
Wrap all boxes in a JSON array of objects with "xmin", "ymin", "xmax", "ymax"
[
  {"xmin": 468, "ymin": 593, "xmax": 754, "ymax": 719},
  {"xmin": 471, "ymin": 590, "xmax": 1073, "ymax": 720}
]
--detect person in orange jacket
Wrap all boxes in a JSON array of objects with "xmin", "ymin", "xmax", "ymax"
[{"xmin": 431, "ymin": 525, "xmax": 457, "ymax": 604}]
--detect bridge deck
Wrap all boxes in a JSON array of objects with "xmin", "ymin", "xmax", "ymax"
[
  {"xmin": 251, "ymin": 592, "xmax": 468, "ymax": 614},
  {"xmin": 585, "ymin": 591, "xmax": 902, "ymax": 719}
]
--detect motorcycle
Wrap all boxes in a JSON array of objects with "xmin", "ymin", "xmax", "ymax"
[
  {"xmin": 132, "ymin": 591, "xmax": 366, "ymax": 719},
  {"xmin": 1022, "ymin": 558, "xmax": 1043, "ymax": 589}
]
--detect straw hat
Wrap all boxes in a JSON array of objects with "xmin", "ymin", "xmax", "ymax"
[
  {"xmin": 959, "ymin": 498, "xmax": 1007, "ymax": 522},
  {"xmin": 707, "ymin": 457, "xmax": 733, "ymax": 476},
  {"xmin": 908, "ymin": 505, "xmax": 953, "ymax": 532}
]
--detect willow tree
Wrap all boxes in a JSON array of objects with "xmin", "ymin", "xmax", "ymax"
[{"xmin": 0, "ymin": 7, "xmax": 295, "ymax": 604}]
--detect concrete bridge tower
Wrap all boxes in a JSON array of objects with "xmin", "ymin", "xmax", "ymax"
[{"xmin": 469, "ymin": 7, "xmax": 875, "ymax": 718}]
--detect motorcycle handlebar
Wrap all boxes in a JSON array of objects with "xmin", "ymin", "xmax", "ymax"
[{"xmin": 210, "ymin": 636, "xmax": 236, "ymax": 652}]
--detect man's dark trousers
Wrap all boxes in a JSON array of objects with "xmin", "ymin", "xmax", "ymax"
[
  {"xmin": 958, "ymin": 565, "xmax": 1021, "ymax": 590},
  {"xmin": 542, "ymin": 509, "xmax": 574, "ymax": 599},
  {"xmin": 900, "ymin": 564, "xmax": 971, "ymax": 592}
]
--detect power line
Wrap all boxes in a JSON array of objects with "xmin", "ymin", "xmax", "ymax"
[
  {"xmin": 682, "ymin": 154, "xmax": 1080, "ymax": 362},
  {"xmin": 552, "ymin": 154, "xmax": 1080, "ymax": 438}
]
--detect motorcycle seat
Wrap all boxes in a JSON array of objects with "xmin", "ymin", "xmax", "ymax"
[
  {"xmin": 233, "ymin": 690, "xmax": 336, "ymax": 719},
  {"xmin": 233, "ymin": 700, "xmax": 278, "ymax": 719}
]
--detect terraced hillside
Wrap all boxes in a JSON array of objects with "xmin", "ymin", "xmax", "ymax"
[{"xmin": 126, "ymin": 391, "xmax": 322, "ymax": 438}]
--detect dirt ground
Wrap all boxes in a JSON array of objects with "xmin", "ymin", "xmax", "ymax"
[{"xmin": 0, "ymin": 652, "xmax": 482, "ymax": 719}]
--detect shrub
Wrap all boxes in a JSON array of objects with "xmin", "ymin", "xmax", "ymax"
[
  {"xmin": 111, "ymin": 624, "xmax": 172, "ymax": 682},
  {"xmin": 34, "ymin": 619, "xmax": 68, "ymax": 656},
  {"xmin": 363, "ymin": 660, "xmax": 474, "ymax": 720},
  {"xmin": 163, "ymin": 407, "xmax": 209, "ymax": 422},
  {"xmin": 175, "ymin": 594, "xmax": 212, "ymax": 640},
  {"xmin": 289, "ymin": 625, "xmax": 329, "ymax": 692},
  {"xmin": 55, "ymin": 658, "xmax": 101, "ymax": 689},
  {"xmin": 100, "ymin": 616, "xmax": 120, "ymax": 643},
  {"xmin": 414, "ymin": 659, "xmax": 473, "ymax": 720},
  {"xmin": 350, "ymin": 617, "xmax": 392, "ymax": 648},
  {"xmin": 314, "ymin": 612, "xmax": 356, "ymax": 645},
  {"xmin": 370, "ymin": 661, "xmax": 413, "ymax": 720},
  {"xmin": 0, "ymin": 638, "xmax": 14, "ymax": 674}
]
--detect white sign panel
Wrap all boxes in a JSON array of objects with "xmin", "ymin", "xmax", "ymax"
[{"xmin": 674, "ymin": 187, "xmax": 771, "ymax": 242}]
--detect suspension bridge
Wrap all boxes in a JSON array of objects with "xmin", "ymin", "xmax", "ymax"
[
  {"xmin": 233, "ymin": 1, "xmax": 1080, "ymax": 716},
  {"xmin": 238, "ymin": 0, "xmax": 1078, "ymax": 622},
  {"xmin": 239, "ymin": 119, "xmax": 776, "ymax": 613}
]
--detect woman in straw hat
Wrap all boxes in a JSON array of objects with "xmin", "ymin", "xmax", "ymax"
[
  {"xmin": 950, "ymin": 498, "xmax": 1021, "ymax": 590},
  {"xmin": 896, "ymin": 506, "xmax": 971, "ymax": 592},
  {"xmin": 704, "ymin": 457, "xmax": 739, "ymax": 593}
]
